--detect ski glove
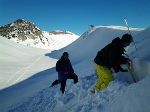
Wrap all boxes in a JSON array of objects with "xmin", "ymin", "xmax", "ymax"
[
  {"xmin": 112, "ymin": 65, "xmax": 120, "ymax": 73},
  {"xmin": 112, "ymin": 65, "xmax": 128, "ymax": 73}
]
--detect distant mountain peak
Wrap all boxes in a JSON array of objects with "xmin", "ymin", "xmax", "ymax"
[
  {"xmin": 15, "ymin": 18, "xmax": 26, "ymax": 23},
  {"xmin": 0, "ymin": 19, "xmax": 42, "ymax": 40},
  {"xmin": 0, "ymin": 19, "xmax": 79, "ymax": 49}
]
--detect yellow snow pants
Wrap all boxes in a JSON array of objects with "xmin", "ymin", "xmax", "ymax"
[{"xmin": 95, "ymin": 64, "xmax": 114, "ymax": 91}]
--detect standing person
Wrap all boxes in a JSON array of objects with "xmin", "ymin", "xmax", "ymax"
[
  {"xmin": 51, "ymin": 52, "xmax": 78, "ymax": 94},
  {"xmin": 93, "ymin": 33, "xmax": 133, "ymax": 92}
]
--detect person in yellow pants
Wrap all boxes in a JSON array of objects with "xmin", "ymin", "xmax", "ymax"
[
  {"xmin": 95, "ymin": 64, "xmax": 114, "ymax": 91},
  {"xmin": 93, "ymin": 34, "xmax": 133, "ymax": 92}
]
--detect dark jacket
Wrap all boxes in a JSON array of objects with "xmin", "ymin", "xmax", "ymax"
[
  {"xmin": 56, "ymin": 57, "xmax": 74, "ymax": 81},
  {"xmin": 94, "ymin": 37, "xmax": 128, "ymax": 68}
]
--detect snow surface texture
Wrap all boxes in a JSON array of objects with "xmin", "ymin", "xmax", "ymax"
[
  {"xmin": 0, "ymin": 26, "xmax": 150, "ymax": 112},
  {"xmin": 11, "ymin": 31, "xmax": 79, "ymax": 50},
  {"xmin": 0, "ymin": 37, "xmax": 57, "ymax": 89}
]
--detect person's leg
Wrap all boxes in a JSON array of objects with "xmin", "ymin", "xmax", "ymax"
[
  {"xmin": 95, "ymin": 64, "xmax": 114, "ymax": 91},
  {"xmin": 60, "ymin": 80, "xmax": 66, "ymax": 94},
  {"xmin": 50, "ymin": 80, "xmax": 60, "ymax": 87},
  {"xmin": 100, "ymin": 65, "xmax": 114, "ymax": 90},
  {"xmin": 68, "ymin": 73, "xmax": 78, "ymax": 84},
  {"xmin": 94, "ymin": 64, "xmax": 104, "ymax": 91}
]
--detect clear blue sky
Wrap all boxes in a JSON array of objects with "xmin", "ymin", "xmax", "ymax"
[{"xmin": 0, "ymin": 0, "xmax": 150, "ymax": 35}]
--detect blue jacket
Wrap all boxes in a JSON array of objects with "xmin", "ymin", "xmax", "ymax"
[{"xmin": 56, "ymin": 57, "xmax": 74, "ymax": 81}]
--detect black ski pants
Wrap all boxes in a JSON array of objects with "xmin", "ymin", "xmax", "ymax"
[{"xmin": 51, "ymin": 73, "xmax": 78, "ymax": 94}]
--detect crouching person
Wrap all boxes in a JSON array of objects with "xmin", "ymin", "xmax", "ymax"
[{"xmin": 51, "ymin": 52, "xmax": 78, "ymax": 94}]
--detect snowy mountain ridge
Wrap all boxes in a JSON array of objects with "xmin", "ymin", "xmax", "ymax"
[
  {"xmin": 96, "ymin": 25, "xmax": 144, "ymax": 31},
  {"xmin": 80, "ymin": 25, "xmax": 143, "ymax": 39},
  {"xmin": 0, "ymin": 19, "xmax": 79, "ymax": 50},
  {"xmin": 49, "ymin": 30, "xmax": 74, "ymax": 35}
]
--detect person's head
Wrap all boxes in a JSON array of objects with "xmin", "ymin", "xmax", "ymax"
[
  {"xmin": 121, "ymin": 33, "xmax": 133, "ymax": 47},
  {"xmin": 62, "ymin": 52, "xmax": 69, "ymax": 60}
]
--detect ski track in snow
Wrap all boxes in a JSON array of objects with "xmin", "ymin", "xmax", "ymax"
[
  {"xmin": 5, "ymin": 55, "xmax": 43, "ymax": 86},
  {"xmin": 13, "ymin": 56, "xmax": 42, "ymax": 84},
  {"xmin": 8, "ymin": 73, "xmax": 129, "ymax": 112}
]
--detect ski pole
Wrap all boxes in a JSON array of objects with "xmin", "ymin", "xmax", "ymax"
[
  {"xmin": 124, "ymin": 18, "xmax": 138, "ymax": 52},
  {"xmin": 124, "ymin": 18, "xmax": 137, "ymax": 82},
  {"xmin": 124, "ymin": 18, "xmax": 131, "ymax": 34},
  {"xmin": 126, "ymin": 63, "xmax": 136, "ymax": 83},
  {"xmin": 124, "ymin": 54, "xmax": 136, "ymax": 82}
]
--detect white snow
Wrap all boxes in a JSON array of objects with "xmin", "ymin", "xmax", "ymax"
[
  {"xmin": 96, "ymin": 25, "xmax": 144, "ymax": 31},
  {"xmin": 42, "ymin": 31, "xmax": 79, "ymax": 50},
  {"xmin": 10, "ymin": 31, "xmax": 79, "ymax": 50},
  {"xmin": 0, "ymin": 26, "xmax": 150, "ymax": 112},
  {"xmin": 0, "ymin": 37, "xmax": 57, "ymax": 89}
]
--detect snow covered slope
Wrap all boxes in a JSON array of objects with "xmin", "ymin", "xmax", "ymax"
[
  {"xmin": 128, "ymin": 27, "xmax": 150, "ymax": 60},
  {"xmin": 42, "ymin": 31, "xmax": 79, "ymax": 50},
  {"xmin": 0, "ymin": 26, "xmax": 150, "ymax": 112},
  {"xmin": 50, "ymin": 26, "xmax": 142, "ymax": 64},
  {"xmin": 0, "ymin": 36, "xmax": 57, "ymax": 89}
]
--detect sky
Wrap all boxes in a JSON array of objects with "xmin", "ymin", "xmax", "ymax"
[{"xmin": 0, "ymin": 0, "xmax": 150, "ymax": 35}]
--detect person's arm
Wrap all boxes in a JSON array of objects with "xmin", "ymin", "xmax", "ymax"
[
  {"xmin": 68, "ymin": 60, "xmax": 74, "ymax": 73},
  {"xmin": 56, "ymin": 61, "xmax": 60, "ymax": 72},
  {"xmin": 56, "ymin": 60, "xmax": 64, "ymax": 72},
  {"xmin": 108, "ymin": 44, "xmax": 120, "ymax": 67}
]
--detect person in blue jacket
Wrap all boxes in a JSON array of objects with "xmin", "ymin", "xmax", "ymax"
[{"xmin": 51, "ymin": 52, "xmax": 78, "ymax": 94}]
